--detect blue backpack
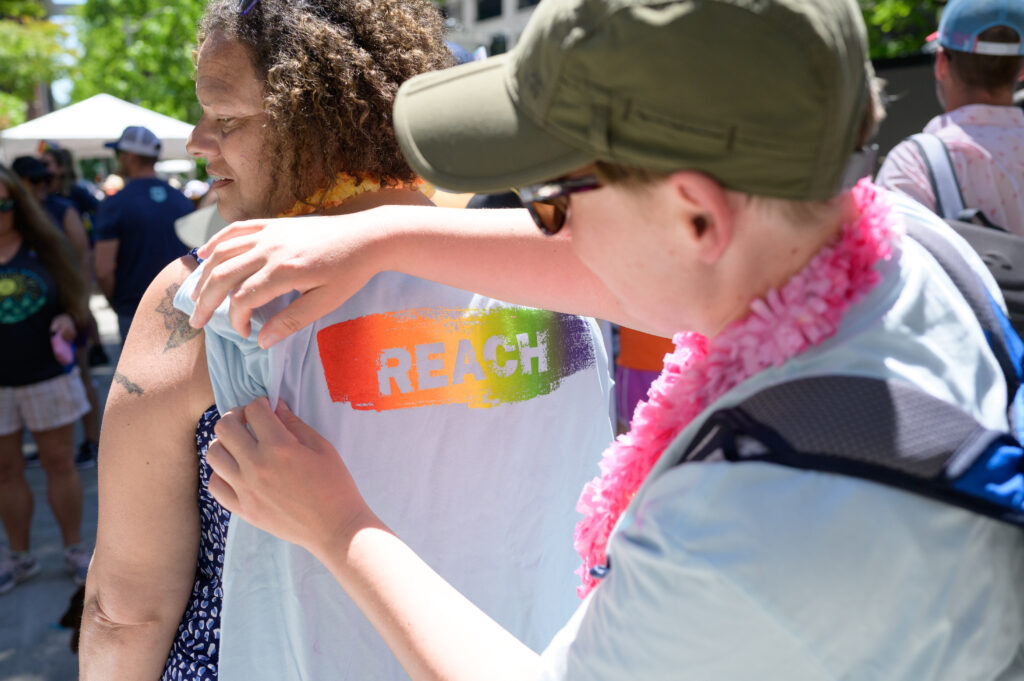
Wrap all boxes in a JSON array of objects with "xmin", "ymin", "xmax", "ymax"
[{"xmin": 678, "ymin": 220, "xmax": 1024, "ymax": 526}]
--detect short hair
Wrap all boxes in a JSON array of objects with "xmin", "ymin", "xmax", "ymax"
[
  {"xmin": 125, "ymin": 152, "xmax": 158, "ymax": 167},
  {"xmin": 197, "ymin": 0, "xmax": 453, "ymax": 210},
  {"xmin": 945, "ymin": 26, "xmax": 1024, "ymax": 94}
]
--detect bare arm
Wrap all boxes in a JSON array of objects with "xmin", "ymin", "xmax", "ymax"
[
  {"xmin": 80, "ymin": 258, "xmax": 215, "ymax": 680},
  {"xmin": 189, "ymin": 205, "xmax": 649, "ymax": 348},
  {"xmin": 207, "ymin": 399, "xmax": 540, "ymax": 681},
  {"xmin": 62, "ymin": 206, "xmax": 91, "ymax": 278},
  {"xmin": 93, "ymin": 239, "xmax": 118, "ymax": 303}
]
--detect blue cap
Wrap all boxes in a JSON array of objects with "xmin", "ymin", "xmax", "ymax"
[{"xmin": 937, "ymin": 0, "xmax": 1024, "ymax": 56}]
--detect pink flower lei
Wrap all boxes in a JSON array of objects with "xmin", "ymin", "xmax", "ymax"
[{"xmin": 573, "ymin": 179, "xmax": 898, "ymax": 598}]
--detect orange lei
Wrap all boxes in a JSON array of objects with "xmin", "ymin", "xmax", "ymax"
[{"xmin": 279, "ymin": 172, "xmax": 434, "ymax": 217}]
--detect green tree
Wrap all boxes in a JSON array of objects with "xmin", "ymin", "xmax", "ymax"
[
  {"xmin": 0, "ymin": 0, "xmax": 71, "ymax": 128},
  {"xmin": 860, "ymin": 0, "xmax": 944, "ymax": 59},
  {"xmin": 73, "ymin": 0, "xmax": 206, "ymax": 123}
]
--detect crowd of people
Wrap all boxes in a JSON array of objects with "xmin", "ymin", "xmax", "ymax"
[
  {"xmin": 3, "ymin": 0, "xmax": 1024, "ymax": 678},
  {"xmin": 0, "ymin": 126, "xmax": 203, "ymax": 595}
]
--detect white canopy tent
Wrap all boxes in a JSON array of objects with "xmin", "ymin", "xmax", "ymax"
[{"xmin": 0, "ymin": 94, "xmax": 195, "ymax": 163}]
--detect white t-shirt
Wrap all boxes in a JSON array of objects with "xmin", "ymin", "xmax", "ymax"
[
  {"xmin": 534, "ymin": 194, "xmax": 1024, "ymax": 680},
  {"xmin": 175, "ymin": 270, "xmax": 614, "ymax": 681}
]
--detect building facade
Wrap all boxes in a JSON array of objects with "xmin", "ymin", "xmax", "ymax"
[{"xmin": 442, "ymin": 0, "xmax": 540, "ymax": 55}]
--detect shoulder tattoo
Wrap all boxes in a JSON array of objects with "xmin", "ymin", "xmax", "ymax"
[
  {"xmin": 113, "ymin": 372, "xmax": 144, "ymax": 395},
  {"xmin": 156, "ymin": 283, "xmax": 202, "ymax": 352}
]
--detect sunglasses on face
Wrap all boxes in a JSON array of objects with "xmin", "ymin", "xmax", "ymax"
[
  {"xmin": 0, "ymin": 198, "xmax": 14, "ymax": 213},
  {"xmin": 236, "ymin": 0, "xmax": 258, "ymax": 15},
  {"xmin": 513, "ymin": 174, "xmax": 603, "ymax": 235}
]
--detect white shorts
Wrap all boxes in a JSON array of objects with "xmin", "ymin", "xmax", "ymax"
[{"xmin": 0, "ymin": 367, "xmax": 91, "ymax": 435}]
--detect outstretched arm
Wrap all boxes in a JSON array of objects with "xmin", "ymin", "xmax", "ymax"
[
  {"xmin": 207, "ymin": 399, "xmax": 540, "ymax": 681},
  {"xmin": 80, "ymin": 258, "xmax": 216, "ymax": 680},
  {"xmin": 189, "ymin": 205, "xmax": 649, "ymax": 347}
]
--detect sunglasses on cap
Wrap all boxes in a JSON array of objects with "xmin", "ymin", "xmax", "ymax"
[
  {"xmin": 513, "ymin": 174, "xmax": 603, "ymax": 236},
  {"xmin": 0, "ymin": 198, "xmax": 14, "ymax": 213},
  {"xmin": 236, "ymin": 0, "xmax": 258, "ymax": 15}
]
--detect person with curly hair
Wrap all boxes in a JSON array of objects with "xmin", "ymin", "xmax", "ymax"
[
  {"xmin": 0, "ymin": 164, "xmax": 93, "ymax": 594},
  {"xmin": 78, "ymin": 1, "xmax": 612, "ymax": 680}
]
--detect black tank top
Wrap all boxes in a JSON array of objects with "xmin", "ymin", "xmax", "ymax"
[{"xmin": 0, "ymin": 243, "xmax": 66, "ymax": 386}]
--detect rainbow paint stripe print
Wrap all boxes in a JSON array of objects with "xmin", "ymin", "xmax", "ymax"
[{"xmin": 316, "ymin": 307, "xmax": 596, "ymax": 411}]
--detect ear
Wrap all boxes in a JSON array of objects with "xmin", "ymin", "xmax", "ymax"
[
  {"xmin": 664, "ymin": 171, "xmax": 734, "ymax": 265},
  {"xmin": 934, "ymin": 48, "xmax": 948, "ymax": 82}
]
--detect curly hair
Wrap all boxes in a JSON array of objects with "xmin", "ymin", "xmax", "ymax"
[
  {"xmin": 0, "ymin": 165, "xmax": 87, "ymax": 325},
  {"xmin": 198, "ymin": 0, "xmax": 452, "ymax": 209}
]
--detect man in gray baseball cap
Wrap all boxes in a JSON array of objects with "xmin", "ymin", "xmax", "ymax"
[
  {"xmin": 190, "ymin": 0, "xmax": 1024, "ymax": 678},
  {"xmin": 104, "ymin": 125, "xmax": 163, "ymax": 158},
  {"xmin": 94, "ymin": 125, "xmax": 192, "ymax": 342}
]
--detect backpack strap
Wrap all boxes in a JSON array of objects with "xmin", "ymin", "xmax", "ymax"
[
  {"xmin": 957, "ymin": 207, "xmax": 1006, "ymax": 231},
  {"xmin": 679, "ymin": 374, "xmax": 1024, "ymax": 522},
  {"xmin": 681, "ymin": 375, "xmax": 1024, "ymax": 525},
  {"xmin": 909, "ymin": 132, "xmax": 967, "ymax": 220},
  {"xmin": 904, "ymin": 220, "xmax": 1024, "ymax": 416}
]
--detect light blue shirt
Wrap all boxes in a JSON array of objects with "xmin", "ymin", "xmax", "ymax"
[{"xmin": 176, "ymin": 270, "xmax": 615, "ymax": 681}]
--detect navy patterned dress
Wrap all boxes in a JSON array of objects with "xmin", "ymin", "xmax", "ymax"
[{"xmin": 162, "ymin": 406, "xmax": 230, "ymax": 681}]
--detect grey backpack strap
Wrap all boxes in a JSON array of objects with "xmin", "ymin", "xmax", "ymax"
[
  {"xmin": 904, "ymin": 222, "xmax": 1003, "ymax": 341},
  {"xmin": 684, "ymin": 376, "xmax": 992, "ymax": 475},
  {"xmin": 681, "ymin": 375, "xmax": 1020, "ymax": 523},
  {"xmin": 904, "ymin": 221, "xmax": 1022, "ymax": 401},
  {"xmin": 909, "ymin": 132, "xmax": 966, "ymax": 220}
]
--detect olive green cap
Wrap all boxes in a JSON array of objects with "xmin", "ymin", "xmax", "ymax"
[{"xmin": 394, "ymin": 0, "xmax": 873, "ymax": 199}]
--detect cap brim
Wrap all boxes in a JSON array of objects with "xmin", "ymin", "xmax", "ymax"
[
  {"xmin": 104, "ymin": 141, "xmax": 120, "ymax": 150},
  {"xmin": 394, "ymin": 55, "xmax": 592, "ymax": 194},
  {"xmin": 175, "ymin": 203, "xmax": 227, "ymax": 249}
]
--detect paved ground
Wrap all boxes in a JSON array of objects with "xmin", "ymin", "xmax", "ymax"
[{"xmin": 0, "ymin": 294, "xmax": 120, "ymax": 681}]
